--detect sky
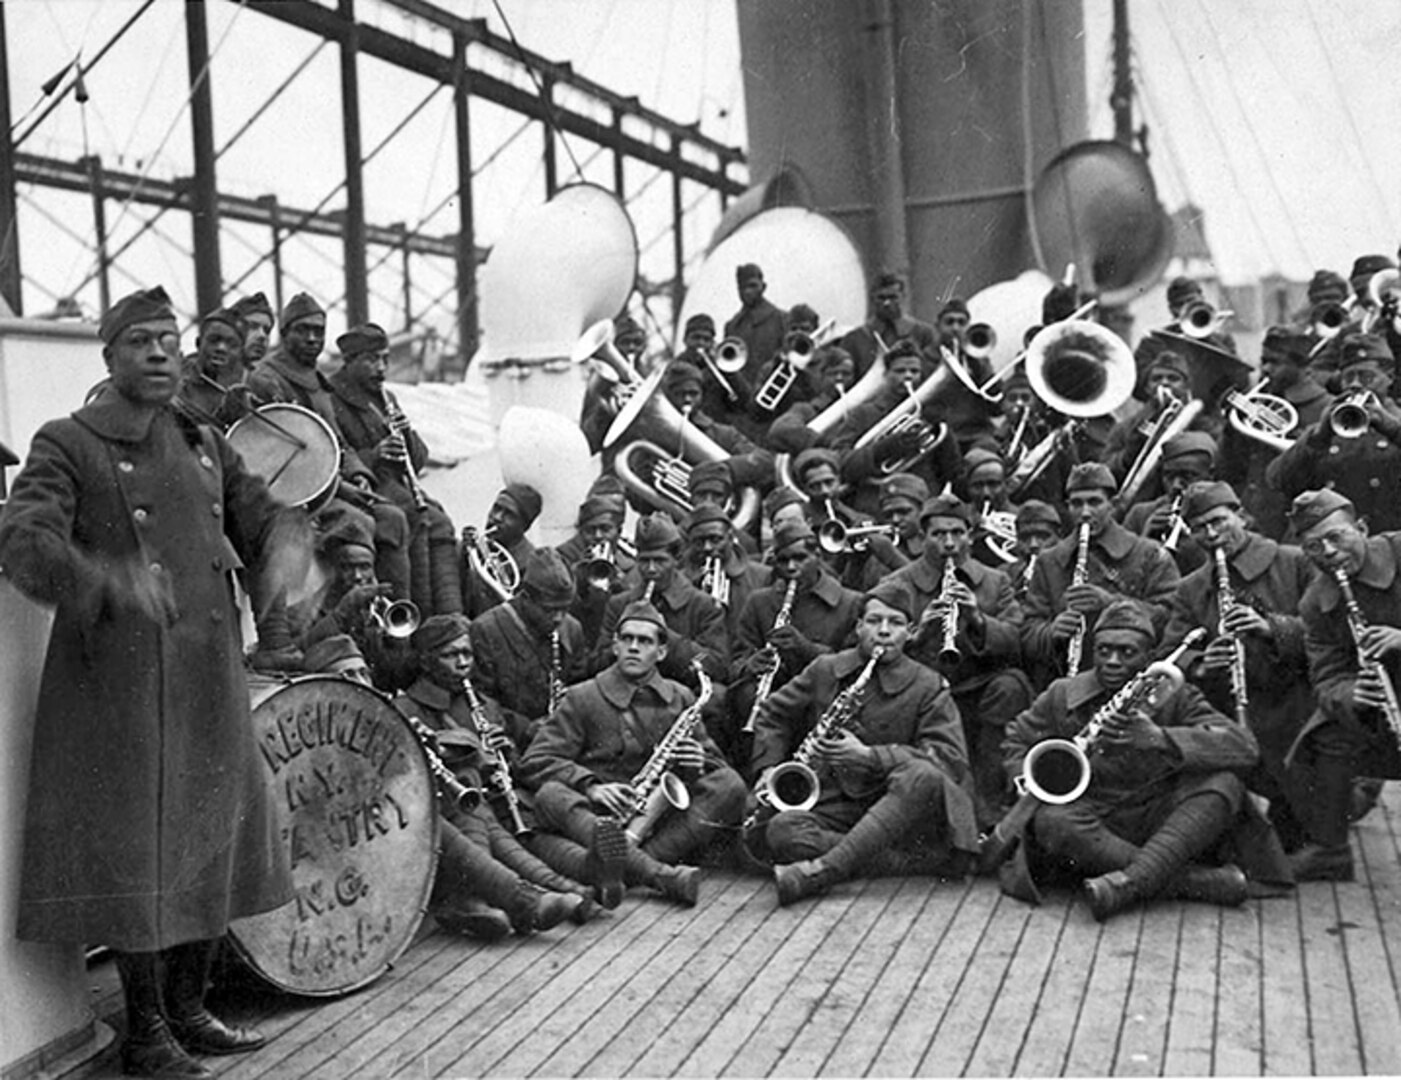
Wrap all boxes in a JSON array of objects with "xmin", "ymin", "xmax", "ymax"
[{"xmin": 5, "ymin": 0, "xmax": 1400, "ymax": 340}]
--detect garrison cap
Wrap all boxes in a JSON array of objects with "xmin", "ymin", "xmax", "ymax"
[
  {"xmin": 412, "ymin": 613, "xmax": 472, "ymax": 655},
  {"xmin": 1015, "ymin": 499, "xmax": 1062, "ymax": 530},
  {"xmin": 1349, "ymin": 254, "xmax": 1396, "ymax": 289},
  {"xmin": 497, "ymin": 483, "xmax": 542, "ymax": 527},
  {"xmin": 1065, "ymin": 462, "xmax": 1118, "ymax": 496},
  {"xmin": 617, "ymin": 600, "xmax": 667, "ymax": 637},
  {"xmin": 772, "ymin": 518, "xmax": 816, "ymax": 553},
  {"xmin": 1307, "ymin": 270, "xmax": 1349, "ymax": 306},
  {"xmin": 1261, "ymin": 326, "xmax": 1312, "ymax": 366},
  {"xmin": 878, "ymin": 472, "xmax": 930, "ymax": 509},
  {"xmin": 1162, "ymin": 431, "xmax": 1218, "ymax": 464},
  {"xmin": 735, "ymin": 263, "xmax": 764, "ymax": 284},
  {"xmin": 1182, "ymin": 480, "xmax": 1241, "ymax": 521},
  {"xmin": 681, "ymin": 503, "xmax": 730, "ymax": 535},
  {"xmin": 1094, "ymin": 599, "xmax": 1155, "ymax": 641},
  {"xmin": 963, "ymin": 446, "xmax": 1006, "ymax": 481},
  {"xmin": 576, "ymin": 495, "xmax": 623, "ymax": 528},
  {"xmin": 663, "ymin": 359, "xmax": 704, "ymax": 392},
  {"xmin": 100, "ymin": 286, "xmax": 176, "ymax": 344},
  {"xmin": 199, "ymin": 306, "xmax": 246, "ymax": 338},
  {"xmin": 919, "ymin": 493, "xmax": 973, "ymax": 528},
  {"xmin": 788, "ymin": 303, "xmax": 819, "ymax": 328},
  {"xmin": 688, "ymin": 459, "xmax": 733, "ymax": 497},
  {"xmin": 521, "ymin": 548, "xmax": 575, "ymax": 605},
  {"xmin": 302, "ymin": 634, "xmax": 366, "ymax": 673},
  {"xmin": 683, "ymin": 314, "xmax": 716, "ymax": 337},
  {"xmin": 1167, "ymin": 276, "xmax": 1204, "ymax": 310},
  {"xmin": 337, "ymin": 322, "xmax": 389, "ymax": 357},
  {"xmin": 792, "ymin": 447, "xmax": 840, "ymax": 482},
  {"xmin": 863, "ymin": 578, "xmax": 915, "ymax": 622},
  {"xmin": 279, "ymin": 292, "xmax": 325, "ymax": 332},
  {"xmin": 1337, "ymin": 332, "xmax": 1394, "ymax": 372},
  {"xmin": 764, "ymin": 486, "xmax": 807, "ymax": 519},
  {"xmin": 634, "ymin": 512, "xmax": 682, "ymax": 553},
  {"xmin": 230, "ymin": 292, "xmax": 273, "ymax": 322},
  {"xmin": 1287, "ymin": 489, "xmax": 1356, "ymax": 535}
]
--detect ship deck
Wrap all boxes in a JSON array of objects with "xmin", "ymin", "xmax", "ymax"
[{"xmin": 72, "ymin": 786, "xmax": 1401, "ymax": 1078}]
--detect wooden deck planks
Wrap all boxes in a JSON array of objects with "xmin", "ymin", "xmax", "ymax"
[
  {"xmin": 1062, "ymin": 905, "xmax": 1145, "ymax": 1076},
  {"xmin": 1296, "ymin": 881, "xmax": 1364, "ymax": 1077},
  {"xmin": 1162, "ymin": 904, "xmax": 1222, "ymax": 1077},
  {"xmin": 1350, "ymin": 808, "xmax": 1401, "ymax": 1075},
  {"xmin": 1211, "ymin": 901, "xmax": 1264, "ymax": 1077},
  {"xmin": 1009, "ymin": 892, "xmax": 1102, "ymax": 1078},
  {"xmin": 1111, "ymin": 900, "xmax": 1181, "ymax": 1077},
  {"xmin": 1258, "ymin": 889, "xmax": 1316, "ymax": 1077}
]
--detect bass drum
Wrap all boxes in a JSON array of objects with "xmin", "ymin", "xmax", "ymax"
[
  {"xmin": 225, "ymin": 404, "xmax": 341, "ymax": 510},
  {"xmin": 228, "ymin": 676, "xmax": 438, "ymax": 997}
]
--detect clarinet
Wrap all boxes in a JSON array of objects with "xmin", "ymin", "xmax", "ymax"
[
  {"xmin": 384, "ymin": 397, "xmax": 428, "ymax": 511},
  {"xmin": 1331, "ymin": 566, "xmax": 1401, "ymax": 748},
  {"xmin": 402, "ymin": 713, "xmax": 485, "ymax": 812},
  {"xmin": 460, "ymin": 676, "xmax": 533, "ymax": 837},
  {"xmin": 1214, "ymin": 547, "xmax": 1250, "ymax": 728},
  {"xmin": 936, "ymin": 559, "xmax": 962, "ymax": 665},
  {"xmin": 743, "ymin": 578, "xmax": 798, "ymax": 733},
  {"xmin": 1065, "ymin": 523, "xmax": 1091, "ymax": 673},
  {"xmin": 547, "ymin": 628, "xmax": 565, "ymax": 714}
]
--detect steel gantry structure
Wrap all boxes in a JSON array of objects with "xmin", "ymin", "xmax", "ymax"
[{"xmin": 0, "ymin": 0, "xmax": 747, "ymax": 369}]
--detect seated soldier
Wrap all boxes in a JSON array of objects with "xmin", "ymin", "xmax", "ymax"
[
  {"xmin": 682, "ymin": 503, "xmax": 771, "ymax": 647},
  {"xmin": 1102, "ymin": 349, "xmax": 1223, "ymax": 495},
  {"xmin": 657, "ymin": 358, "xmax": 773, "ymax": 495},
  {"xmin": 1120, "ymin": 431, "xmax": 1217, "ymax": 575},
  {"xmin": 767, "ymin": 344, "xmax": 859, "ymax": 455},
  {"xmin": 762, "ymin": 486, "xmax": 810, "ymax": 553},
  {"xmin": 962, "ymin": 446, "xmax": 1018, "ymax": 569},
  {"xmin": 1287, "ymin": 489, "xmax": 1401, "ymax": 881},
  {"xmin": 751, "ymin": 302, "xmax": 822, "ymax": 419},
  {"xmin": 750, "ymin": 580, "xmax": 979, "ymax": 904},
  {"xmin": 1004, "ymin": 499, "xmax": 1064, "ymax": 606},
  {"xmin": 1003, "ymin": 600, "xmax": 1264, "ymax": 920},
  {"xmin": 731, "ymin": 520, "xmax": 863, "ymax": 772},
  {"xmin": 520, "ymin": 600, "xmax": 749, "ymax": 906},
  {"xmin": 875, "ymin": 472, "xmax": 929, "ymax": 566},
  {"xmin": 687, "ymin": 459, "xmax": 759, "ymax": 555},
  {"xmin": 328, "ymin": 322, "xmax": 463, "ymax": 615},
  {"xmin": 462, "ymin": 483, "xmax": 540, "ymax": 619},
  {"xmin": 792, "ymin": 447, "xmax": 906, "ymax": 591},
  {"xmin": 675, "ymin": 312, "xmax": 754, "ymax": 435},
  {"xmin": 469, "ymin": 548, "xmax": 586, "ymax": 750},
  {"xmin": 555, "ymin": 492, "xmax": 636, "ymax": 652},
  {"xmin": 1022, "ymin": 463, "xmax": 1180, "ymax": 692},
  {"xmin": 882, "ymin": 494, "xmax": 1030, "ymax": 828},
  {"xmin": 591, "ymin": 513, "xmax": 729, "ymax": 692},
  {"xmin": 393, "ymin": 615, "xmax": 595, "ymax": 938}
]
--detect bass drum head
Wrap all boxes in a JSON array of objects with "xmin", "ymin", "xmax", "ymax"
[{"xmin": 229, "ymin": 676, "xmax": 439, "ymax": 997}]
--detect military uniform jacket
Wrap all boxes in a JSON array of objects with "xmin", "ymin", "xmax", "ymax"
[
  {"xmin": 840, "ymin": 316, "xmax": 940, "ymax": 377},
  {"xmin": 1022, "ymin": 520, "xmax": 1181, "ymax": 670},
  {"xmin": 724, "ymin": 296, "xmax": 787, "ymax": 383},
  {"xmin": 1297, "ymin": 533, "xmax": 1401, "ymax": 772},
  {"xmin": 245, "ymin": 347, "xmax": 373, "ymax": 485},
  {"xmin": 881, "ymin": 555, "xmax": 1024, "ymax": 695},
  {"xmin": 518, "ymin": 665, "xmax": 728, "ymax": 792},
  {"xmin": 731, "ymin": 569, "xmax": 862, "ymax": 687},
  {"xmin": 1003, "ymin": 670, "xmax": 1260, "ymax": 806},
  {"xmin": 326, "ymin": 370, "xmax": 429, "ymax": 510},
  {"xmin": 0, "ymin": 398, "xmax": 295, "ymax": 948},
  {"xmin": 1266, "ymin": 401, "xmax": 1401, "ymax": 533},
  {"xmin": 1163, "ymin": 534, "xmax": 1313, "ymax": 726},
  {"xmin": 469, "ymin": 599, "xmax": 585, "ymax": 747},
  {"xmin": 753, "ymin": 647, "xmax": 978, "ymax": 850},
  {"xmin": 594, "ymin": 574, "xmax": 730, "ymax": 686}
]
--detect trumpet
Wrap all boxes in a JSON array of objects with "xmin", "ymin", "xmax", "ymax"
[
  {"xmin": 1309, "ymin": 297, "xmax": 1355, "ymax": 342},
  {"xmin": 817, "ymin": 518, "xmax": 900, "ymax": 554},
  {"xmin": 384, "ymin": 397, "xmax": 428, "ymax": 511},
  {"xmin": 744, "ymin": 578, "xmax": 798, "ymax": 734},
  {"xmin": 1223, "ymin": 378, "xmax": 1298, "ymax": 452},
  {"xmin": 1330, "ymin": 390, "xmax": 1379, "ymax": 439},
  {"xmin": 582, "ymin": 542, "xmax": 621, "ymax": 593},
  {"xmin": 701, "ymin": 555, "xmax": 731, "ymax": 607},
  {"xmin": 465, "ymin": 523, "xmax": 522, "ymax": 603},
  {"xmin": 1065, "ymin": 523, "xmax": 1091, "ymax": 674},
  {"xmin": 1179, "ymin": 299, "xmax": 1232, "ymax": 340},
  {"xmin": 754, "ymin": 318, "xmax": 839, "ymax": 413},
  {"xmin": 370, "ymin": 596, "xmax": 421, "ymax": 639}
]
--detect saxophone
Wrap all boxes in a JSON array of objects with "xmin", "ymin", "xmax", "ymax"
[
  {"xmin": 1331, "ymin": 566, "xmax": 1401, "ymax": 747},
  {"xmin": 384, "ymin": 396, "xmax": 428, "ymax": 511},
  {"xmin": 461, "ymin": 677, "xmax": 532, "ymax": 837},
  {"xmin": 1214, "ymin": 546, "xmax": 1250, "ymax": 727},
  {"xmin": 1065, "ymin": 523, "xmax": 1092, "ymax": 673},
  {"xmin": 745, "ymin": 646, "xmax": 885, "ymax": 830},
  {"xmin": 623, "ymin": 660, "xmax": 713, "ymax": 844},
  {"xmin": 743, "ymin": 578, "xmax": 798, "ymax": 733}
]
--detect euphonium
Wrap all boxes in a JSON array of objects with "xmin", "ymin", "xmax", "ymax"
[
  {"xmin": 935, "ymin": 559, "xmax": 962, "ymax": 665},
  {"xmin": 461, "ymin": 676, "xmax": 532, "ymax": 837},
  {"xmin": 370, "ymin": 596, "xmax": 421, "ymax": 639},
  {"xmin": 384, "ymin": 397, "xmax": 428, "ymax": 511},
  {"xmin": 853, "ymin": 378, "xmax": 950, "ymax": 475},
  {"xmin": 1330, "ymin": 390, "xmax": 1378, "ymax": 439},
  {"xmin": 745, "ymin": 646, "xmax": 885, "ymax": 828},
  {"xmin": 1215, "ymin": 546, "xmax": 1250, "ymax": 729},
  {"xmin": 1331, "ymin": 566, "xmax": 1401, "ymax": 748},
  {"xmin": 1065, "ymin": 523, "xmax": 1091, "ymax": 674},
  {"xmin": 1224, "ymin": 378, "xmax": 1298, "ymax": 452},
  {"xmin": 624, "ymin": 661, "xmax": 713, "ymax": 844},
  {"xmin": 465, "ymin": 523, "xmax": 521, "ymax": 603},
  {"xmin": 744, "ymin": 578, "xmax": 797, "ymax": 734}
]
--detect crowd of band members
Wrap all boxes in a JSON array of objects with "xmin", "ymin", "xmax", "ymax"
[
  {"xmin": 7, "ymin": 250, "xmax": 1401, "ymax": 1073},
  {"xmin": 141, "ymin": 246, "xmax": 1401, "ymax": 928}
]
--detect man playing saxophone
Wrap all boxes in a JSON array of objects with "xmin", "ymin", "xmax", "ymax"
[
  {"xmin": 1161, "ymin": 481, "xmax": 1316, "ymax": 851},
  {"xmin": 1286, "ymin": 489, "xmax": 1401, "ymax": 881},
  {"xmin": 750, "ymin": 580, "xmax": 978, "ymax": 905},
  {"xmin": 520, "ymin": 600, "xmax": 747, "ymax": 907},
  {"xmin": 1002, "ymin": 601, "xmax": 1272, "ymax": 919}
]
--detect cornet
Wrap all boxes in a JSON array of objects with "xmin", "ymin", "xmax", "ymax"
[
  {"xmin": 817, "ymin": 518, "xmax": 900, "ymax": 555},
  {"xmin": 1330, "ymin": 390, "xmax": 1379, "ymax": 439},
  {"xmin": 369, "ymin": 596, "xmax": 421, "ymax": 639}
]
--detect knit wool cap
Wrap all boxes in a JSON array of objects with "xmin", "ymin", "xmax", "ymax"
[
  {"xmin": 1015, "ymin": 499, "xmax": 1061, "ymax": 530},
  {"xmin": 688, "ymin": 460, "xmax": 733, "ymax": 497},
  {"xmin": 1338, "ymin": 332, "xmax": 1395, "ymax": 372},
  {"xmin": 521, "ymin": 548, "xmax": 575, "ymax": 605},
  {"xmin": 684, "ymin": 314, "xmax": 716, "ymax": 337},
  {"xmin": 496, "ymin": 483, "xmax": 543, "ymax": 527},
  {"xmin": 879, "ymin": 472, "xmax": 930, "ymax": 509},
  {"xmin": 337, "ymin": 322, "xmax": 390, "ymax": 357},
  {"xmin": 1287, "ymin": 488, "xmax": 1355, "ymax": 535},
  {"xmin": 100, "ymin": 286, "xmax": 176, "ymax": 344},
  {"xmin": 963, "ymin": 447, "xmax": 1006, "ymax": 481},
  {"xmin": 1182, "ymin": 480, "xmax": 1241, "ymax": 522},
  {"xmin": 279, "ymin": 292, "xmax": 326, "ymax": 333},
  {"xmin": 412, "ymin": 613, "xmax": 472, "ymax": 656},
  {"xmin": 919, "ymin": 493, "xmax": 973, "ymax": 528},
  {"xmin": 576, "ymin": 495, "xmax": 623, "ymax": 528},
  {"xmin": 1065, "ymin": 462, "xmax": 1118, "ymax": 496},
  {"xmin": 1162, "ymin": 431, "xmax": 1218, "ymax": 464},
  {"xmin": 792, "ymin": 447, "xmax": 841, "ymax": 482},
  {"xmin": 1094, "ymin": 599, "xmax": 1155, "ymax": 641},
  {"xmin": 316, "ymin": 509, "xmax": 375, "ymax": 556},
  {"xmin": 302, "ymin": 634, "xmax": 366, "ymax": 673},
  {"xmin": 1261, "ymin": 326, "xmax": 1312, "ymax": 366},
  {"xmin": 663, "ymin": 359, "xmax": 704, "ymax": 392},
  {"xmin": 772, "ymin": 518, "xmax": 816, "ymax": 553},
  {"xmin": 863, "ymin": 578, "xmax": 916, "ymax": 622},
  {"xmin": 736, "ymin": 263, "xmax": 764, "ymax": 284},
  {"xmin": 634, "ymin": 512, "xmax": 682, "ymax": 553},
  {"xmin": 1307, "ymin": 270, "xmax": 1350, "ymax": 306},
  {"xmin": 681, "ymin": 503, "xmax": 730, "ymax": 535}
]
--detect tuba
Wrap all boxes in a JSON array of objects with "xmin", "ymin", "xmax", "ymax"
[
  {"xmin": 605, "ymin": 366, "xmax": 761, "ymax": 530},
  {"xmin": 573, "ymin": 318, "xmax": 642, "ymax": 405},
  {"xmin": 1223, "ymin": 378, "xmax": 1298, "ymax": 452}
]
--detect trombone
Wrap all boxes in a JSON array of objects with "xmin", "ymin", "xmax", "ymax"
[
  {"xmin": 753, "ymin": 318, "xmax": 838, "ymax": 412},
  {"xmin": 1178, "ymin": 299, "xmax": 1233, "ymax": 340}
]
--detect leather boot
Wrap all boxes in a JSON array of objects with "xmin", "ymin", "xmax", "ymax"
[
  {"xmin": 774, "ymin": 859, "xmax": 836, "ymax": 907},
  {"xmin": 435, "ymin": 898, "xmax": 512, "ymax": 941},
  {"xmin": 164, "ymin": 940, "xmax": 266, "ymax": 1056},
  {"xmin": 1290, "ymin": 842, "xmax": 1354, "ymax": 882},
  {"xmin": 654, "ymin": 865, "xmax": 701, "ymax": 907},
  {"xmin": 1163, "ymin": 863, "xmax": 1249, "ymax": 906},
  {"xmin": 585, "ymin": 817, "xmax": 629, "ymax": 909},
  {"xmin": 1294, "ymin": 755, "xmax": 1355, "ymax": 880},
  {"xmin": 1082, "ymin": 870, "xmax": 1136, "ymax": 922},
  {"xmin": 502, "ymin": 882, "xmax": 584, "ymax": 935},
  {"xmin": 115, "ymin": 951, "xmax": 212, "ymax": 1079}
]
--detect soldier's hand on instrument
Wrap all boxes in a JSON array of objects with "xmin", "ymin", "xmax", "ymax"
[
  {"xmin": 671, "ymin": 737, "xmax": 707, "ymax": 772},
  {"xmin": 1064, "ymin": 582, "xmax": 1112, "ymax": 614},
  {"xmin": 1200, "ymin": 636, "xmax": 1237, "ymax": 672},
  {"xmin": 1222, "ymin": 604, "xmax": 1270, "ymax": 638},
  {"xmin": 1357, "ymin": 624, "xmax": 1401, "ymax": 659},
  {"xmin": 335, "ymin": 582, "xmax": 391, "ymax": 629},
  {"xmin": 768, "ymin": 624, "xmax": 810, "ymax": 654},
  {"xmin": 1099, "ymin": 707, "xmax": 1167, "ymax": 750},
  {"xmin": 586, "ymin": 781, "xmax": 635, "ymax": 817},
  {"xmin": 1145, "ymin": 503, "xmax": 1175, "ymax": 539},
  {"xmin": 481, "ymin": 723, "xmax": 515, "ymax": 754},
  {"xmin": 1354, "ymin": 670, "xmax": 1393, "ymax": 711},
  {"xmin": 947, "ymin": 580, "xmax": 978, "ymax": 609},
  {"xmin": 1050, "ymin": 608, "xmax": 1083, "ymax": 641},
  {"xmin": 813, "ymin": 730, "xmax": 873, "ymax": 769},
  {"xmin": 378, "ymin": 431, "xmax": 407, "ymax": 463},
  {"xmin": 745, "ymin": 646, "xmax": 780, "ymax": 676}
]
